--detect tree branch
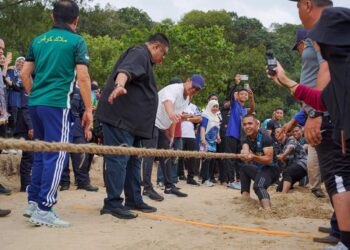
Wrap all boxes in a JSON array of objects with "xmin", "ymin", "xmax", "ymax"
[{"xmin": 0, "ymin": 0, "xmax": 34, "ymax": 11}]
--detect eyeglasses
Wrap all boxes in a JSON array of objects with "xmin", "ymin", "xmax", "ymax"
[{"xmin": 158, "ymin": 45, "xmax": 168, "ymax": 57}]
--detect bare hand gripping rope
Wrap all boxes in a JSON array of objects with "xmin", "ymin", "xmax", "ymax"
[{"xmin": 0, "ymin": 138, "xmax": 240, "ymax": 160}]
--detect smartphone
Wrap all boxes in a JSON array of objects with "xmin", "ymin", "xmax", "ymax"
[
  {"xmin": 241, "ymin": 74, "xmax": 249, "ymax": 81},
  {"xmin": 244, "ymin": 83, "xmax": 250, "ymax": 90}
]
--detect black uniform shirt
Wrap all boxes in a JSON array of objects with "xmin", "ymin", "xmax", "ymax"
[{"xmin": 95, "ymin": 45, "xmax": 158, "ymax": 139}]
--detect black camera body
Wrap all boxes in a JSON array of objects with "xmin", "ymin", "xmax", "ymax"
[{"xmin": 266, "ymin": 50, "xmax": 277, "ymax": 76}]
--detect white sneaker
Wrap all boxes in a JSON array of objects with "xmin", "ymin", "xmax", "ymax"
[
  {"xmin": 23, "ymin": 201, "xmax": 38, "ymax": 218},
  {"xmin": 203, "ymin": 180, "xmax": 214, "ymax": 187},
  {"xmin": 324, "ymin": 242, "xmax": 348, "ymax": 250},
  {"xmin": 227, "ymin": 181, "xmax": 241, "ymax": 190},
  {"xmin": 29, "ymin": 208, "xmax": 70, "ymax": 228},
  {"xmin": 157, "ymin": 182, "xmax": 165, "ymax": 190}
]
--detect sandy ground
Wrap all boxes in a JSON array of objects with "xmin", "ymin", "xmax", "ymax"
[{"xmin": 0, "ymin": 154, "xmax": 333, "ymax": 250}]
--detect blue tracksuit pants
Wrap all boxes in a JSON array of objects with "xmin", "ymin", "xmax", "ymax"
[{"xmin": 28, "ymin": 106, "xmax": 73, "ymax": 211}]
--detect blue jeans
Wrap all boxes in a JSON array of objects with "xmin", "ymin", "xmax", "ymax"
[{"xmin": 102, "ymin": 123, "xmax": 143, "ymax": 209}]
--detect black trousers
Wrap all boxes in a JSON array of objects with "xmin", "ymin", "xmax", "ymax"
[
  {"xmin": 240, "ymin": 164, "xmax": 279, "ymax": 200},
  {"xmin": 60, "ymin": 132, "xmax": 93, "ymax": 187},
  {"xmin": 315, "ymin": 116, "xmax": 341, "ymax": 237},
  {"xmin": 282, "ymin": 163, "xmax": 307, "ymax": 186},
  {"xmin": 15, "ymin": 132, "xmax": 34, "ymax": 191},
  {"xmin": 7, "ymin": 106, "xmax": 18, "ymax": 137},
  {"xmin": 178, "ymin": 137, "xmax": 196, "ymax": 179},
  {"xmin": 13, "ymin": 108, "xmax": 34, "ymax": 191},
  {"xmin": 316, "ymin": 116, "xmax": 350, "ymax": 197},
  {"xmin": 200, "ymin": 157, "xmax": 215, "ymax": 181},
  {"xmin": 217, "ymin": 137, "xmax": 227, "ymax": 182},
  {"xmin": 142, "ymin": 127, "xmax": 174, "ymax": 189},
  {"xmin": 223, "ymin": 136, "xmax": 241, "ymax": 182}
]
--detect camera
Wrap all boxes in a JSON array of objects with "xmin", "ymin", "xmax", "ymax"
[
  {"xmin": 266, "ymin": 50, "xmax": 277, "ymax": 76},
  {"xmin": 240, "ymin": 74, "xmax": 249, "ymax": 81}
]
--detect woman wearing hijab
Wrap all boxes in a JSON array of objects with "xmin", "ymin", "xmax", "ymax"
[{"xmin": 198, "ymin": 99, "xmax": 221, "ymax": 187}]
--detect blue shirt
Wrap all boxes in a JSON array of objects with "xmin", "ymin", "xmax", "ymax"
[
  {"xmin": 294, "ymin": 109, "xmax": 307, "ymax": 126},
  {"xmin": 225, "ymin": 99, "xmax": 247, "ymax": 140},
  {"xmin": 6, "ymin": 69, "xmax": 23, "ymax": 108},
  {"xmin": 196, "ymin": 117, "xmax": 219, "ymax": 152}
]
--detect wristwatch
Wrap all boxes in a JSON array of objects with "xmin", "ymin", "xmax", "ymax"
[{"xmin": 308, "ymin": 110, "xmax": 323, "ymax": 118}]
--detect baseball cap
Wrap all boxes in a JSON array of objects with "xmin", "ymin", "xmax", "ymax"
[
  {"xmin": 190, "ymin": 74, "xmax": 205, "ymax": 90},
  {"xmin": 292, "ymin": 28, "xmax": 308, "ymax": 51}
]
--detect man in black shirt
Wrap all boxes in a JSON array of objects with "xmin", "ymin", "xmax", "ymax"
[
  {"xmin": 95, "ymin": 33, "xmax": 170, "ymax": 219},
  {"xmin": 240, "ymin": 114, "xmax": 279, "ymax": 209},
  {"xmin": 267, "ymin": 107, "xmax": 284, "ymax": 141}
]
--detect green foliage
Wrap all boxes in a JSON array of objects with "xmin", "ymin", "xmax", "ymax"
[
  {"xmin": 78, "ymin": 6, "xmax": 154, "ymax": 38},
  {"xmin": 83, "ymin": 34, "xmax": 123, "ymax": 85},
  {"xmin": 0, "ymin": 4, "xmax": 304, "ymax": 120},
  {"xmin": 152, "ymin": 24, "xmax": 236, "ymax": 104}
]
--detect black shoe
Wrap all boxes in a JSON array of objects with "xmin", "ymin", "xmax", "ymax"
[
  {"xmin": 0, "ymin": 184, "xmax": 11, "ymax": 195},
  {"xmin": 60, "ymin": 185, "xmax": 70, "ymax": 191},
  {"xmin": 125, "ymin": 202, "xmax": 157, "ymax": 213},
  {"xmin": 312, "ymin": 189, "xmax": 326, "ymax": 198},
  {"xmin": 143, "ymin": 188, "xmax": 164, "ymax": 201},
  {"xmin": 100, "ymin": 207, "xmax": 138, "ymax": 219},
  {"xmin": 0, "ymin": 209, "xmax": 11, "ymax": 217},
  {"xmin": 313, "ymin": 235, "xmax": 340, "ymax": 245},
  {"xmin": 319, "ymin": 227, "xmax": 332, "ymax": 234},
  {"xmin": 77, "ymin": 184, "xmax": 99, "ymax": 192},
  {"xmin": 187, "ymin": 178, "xmax": 200, "ymax": 186},
  {"xmin": 179, "ymin": 175, "xmax": 187, "ymax": 181},
  {"xmin": 164, "ymin": 187, "xmax": 188, "ymax": 197}
]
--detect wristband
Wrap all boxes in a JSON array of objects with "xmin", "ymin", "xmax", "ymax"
[{"xmin": 114, "ymin": 83, "xmax": 125, "ymax": 89}]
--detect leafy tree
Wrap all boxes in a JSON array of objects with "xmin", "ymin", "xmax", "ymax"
[
  {"xmin": 231, "ymin": 16, "xmax": 270, "ymax": 49},
  {"xmin": 83, "ymin": 34, "xmax": 123, "ymax": 85},
  {"xmin": 78, "ymin": 6, "xmax": 154, "ymax": 38},
  {"xmin": 180, "ymin": 10, "xmax": 235, "ymax": 41}
]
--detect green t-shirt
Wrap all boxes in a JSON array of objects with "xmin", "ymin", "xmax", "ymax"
[{"xmin": 26, "ymin": 28, "xmax": 89, "ymax": 108}]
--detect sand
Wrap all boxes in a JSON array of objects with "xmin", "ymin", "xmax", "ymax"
[{"xmin": 0, "ymin": 154, "xmax": 333, "ymax": 250}]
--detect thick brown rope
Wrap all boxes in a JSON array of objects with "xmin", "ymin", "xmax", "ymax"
[{"xmin": 0, "ymin": 138, "xmax": 240, "ymax": 159}]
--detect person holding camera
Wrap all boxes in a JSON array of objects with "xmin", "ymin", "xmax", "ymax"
[
  {"xmin": 224, "ymin": 74, "xmax": 255, "ymax": 190},
  {"xmin": 270, "ymin": 5, "xmax": 350, "ymax": 248}
]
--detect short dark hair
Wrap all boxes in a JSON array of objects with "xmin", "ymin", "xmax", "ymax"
[
  {"xmin": 243, "ymin": 113, "xmax": 257, "ymax": 121},
  {"xmin": 147, "ymin": 33, "xmax": 170, "ymax": 48},
  {"xmin": 237, "ymin": 87, "xmax": 248, "ymax": 94},
  {"xmin": 53, "ymin": 0, "xmax": 80, "ymax": 24},
  {"xmin": 293, "ymin": 125, "xmax": 303, "ymax": 130},
  {"xmin": 169, "ymin": 76, "xmax": 182, "ymax": 85},
  {"xmin": 274, "ymin": 107, "xmax": 284, "ymax": 112},
  {"xmin": 312, "ymin": 0, "xmax": 333, "ymax": 7},
  {"xmin": 208, "ymin": 93, "xmax": 218, "ymax": 101}
]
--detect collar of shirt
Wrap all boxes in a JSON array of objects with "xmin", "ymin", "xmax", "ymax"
[
  {"xmin": 144, "ymin": 44, "xmax": 155, "ymax": 65},
  {"xmin": 52, "ymin": 22, "xmax": 75, "ymax": 33}
]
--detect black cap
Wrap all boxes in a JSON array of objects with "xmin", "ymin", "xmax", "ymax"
[
  {"xmin": 292, "ymin": 28, "xmax": 308, "ymax": 51},
  {"xmin": 309, "ymin": 7, "xmax": 350, "ymax": 46}
]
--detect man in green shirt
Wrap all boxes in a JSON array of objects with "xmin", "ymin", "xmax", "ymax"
[{"xmin": 21, "ymin": 0, "xmax": 92, "ymax": 228}]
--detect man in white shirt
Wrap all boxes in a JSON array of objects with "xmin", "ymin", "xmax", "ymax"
[
  {"xmin": 178, "ymin": 102, "xmax": 202, "ymax": 185},
  {"xmin": 142, "ymin": 74, "xmax": 205, "ymax": 200}
]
